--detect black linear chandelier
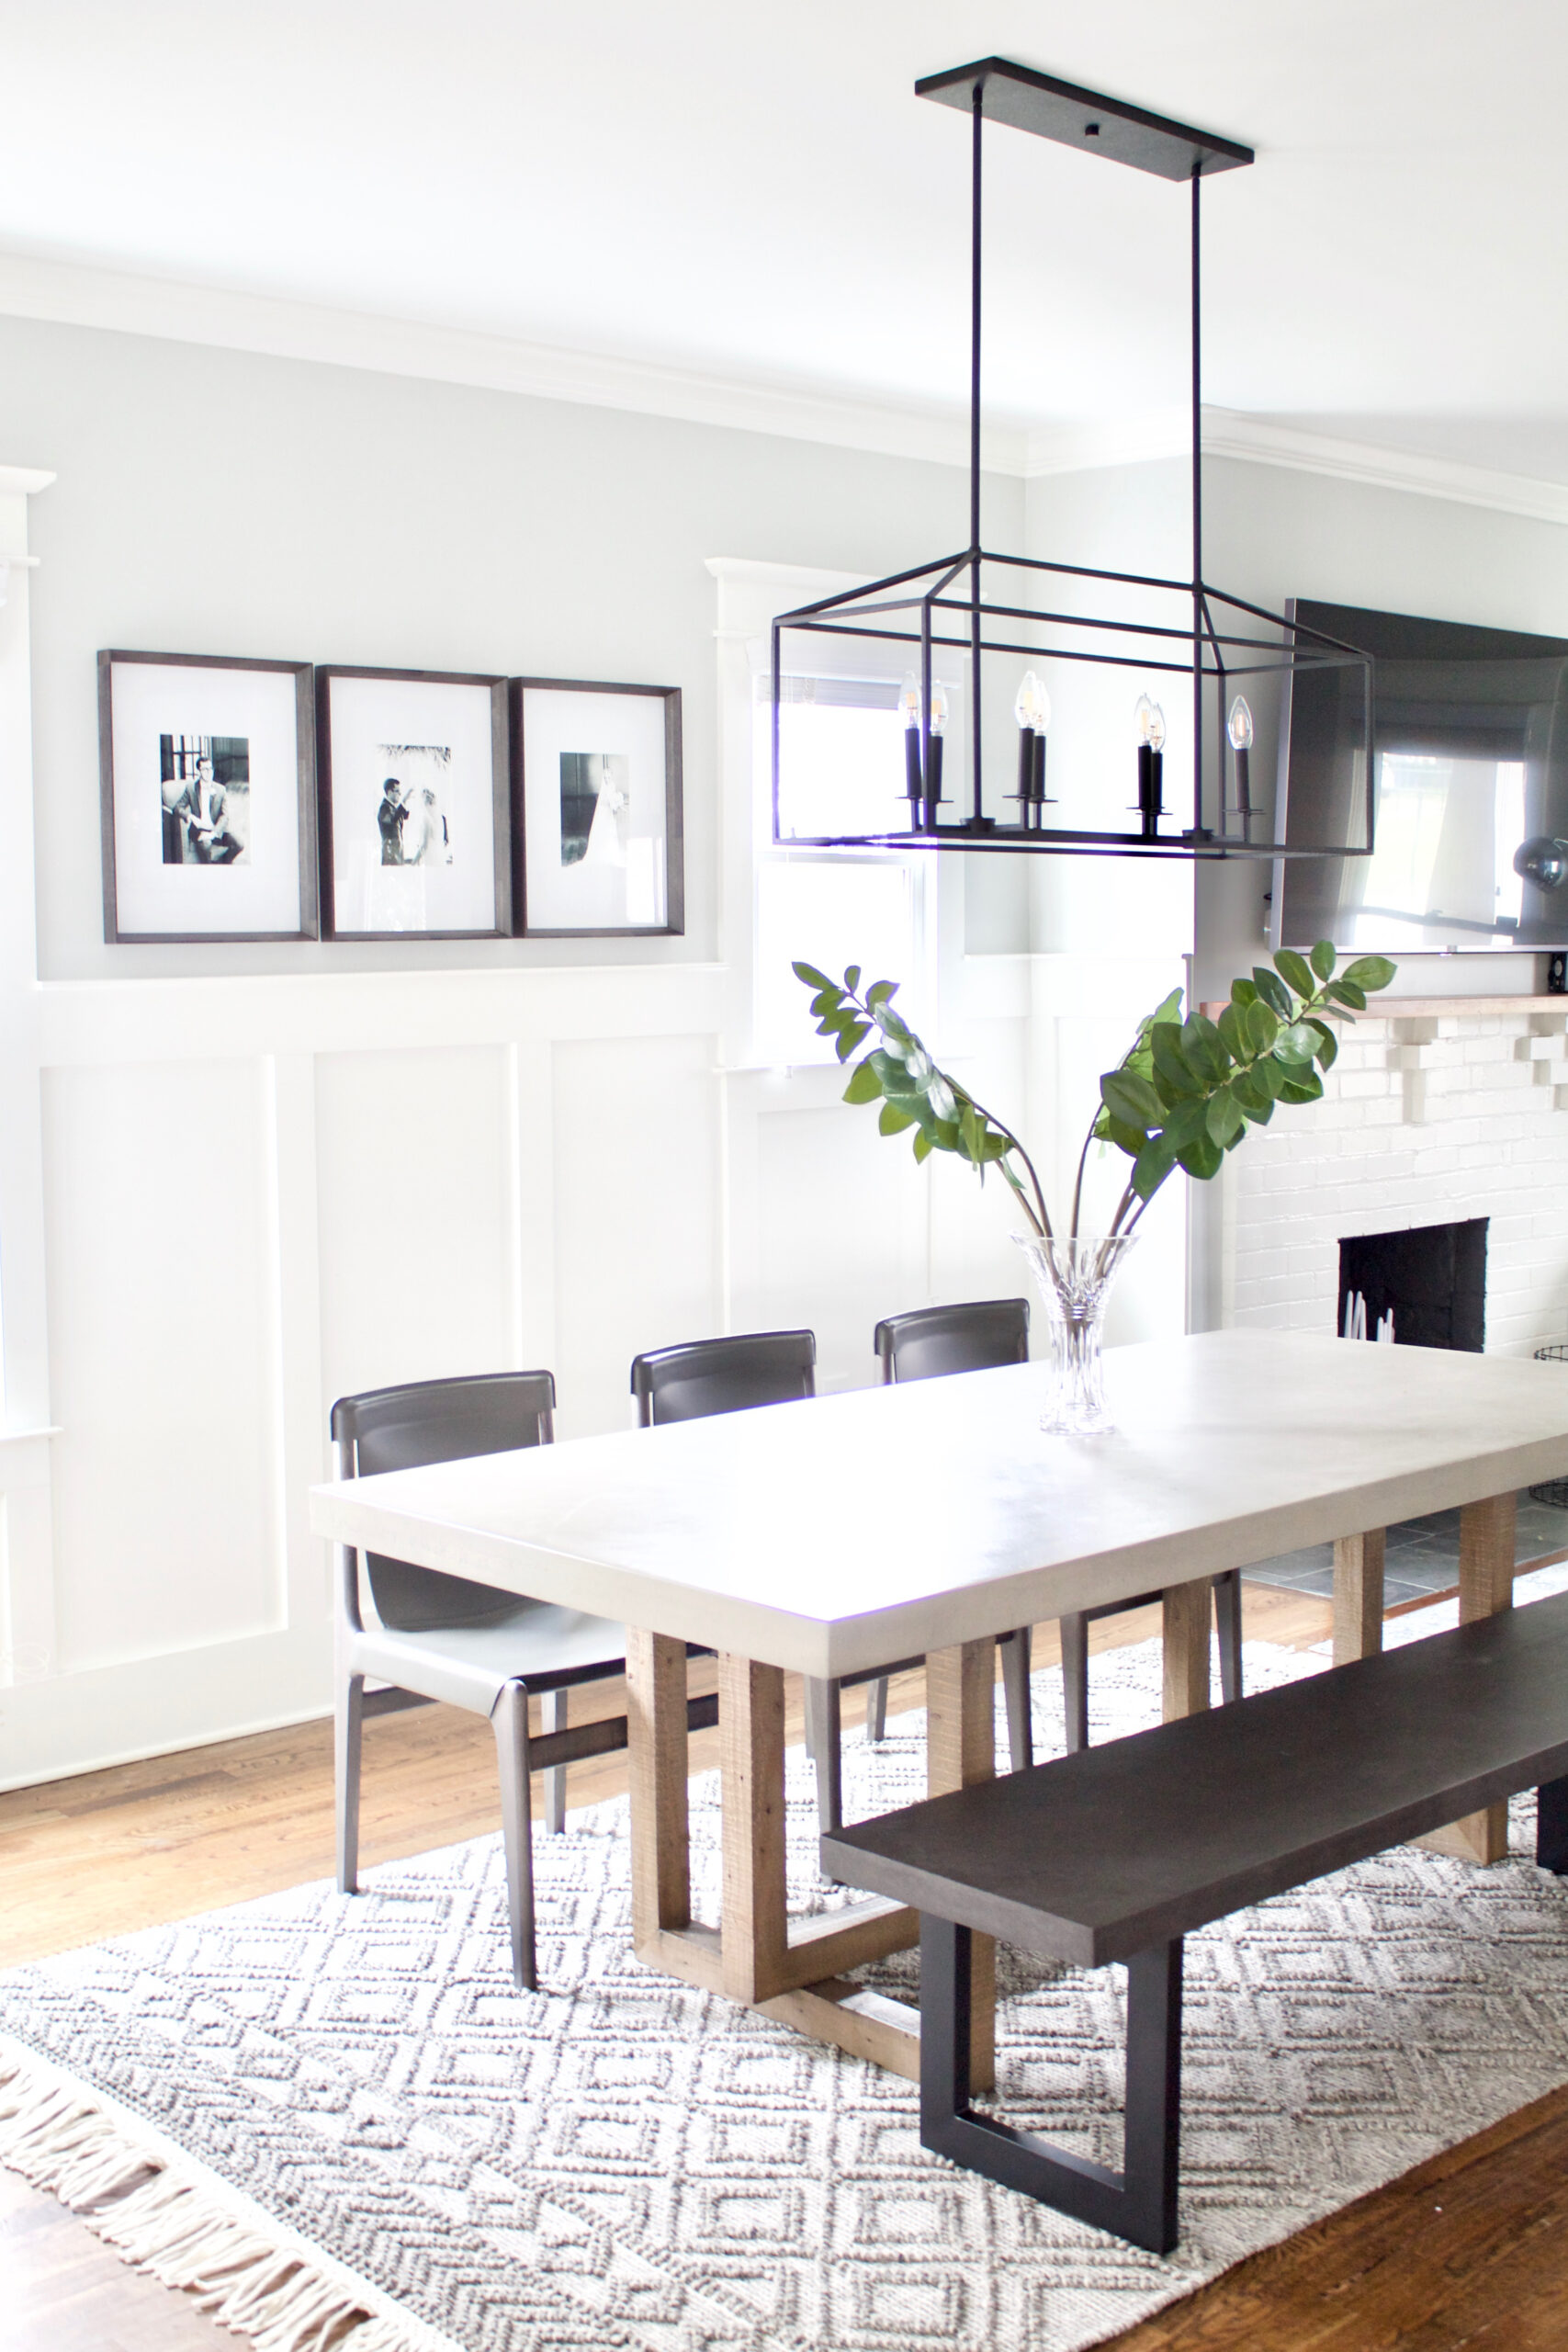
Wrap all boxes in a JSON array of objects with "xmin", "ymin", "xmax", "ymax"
[{"xmin": 771, "ymin": 58, "xmax": 1375, "ymax": 861}]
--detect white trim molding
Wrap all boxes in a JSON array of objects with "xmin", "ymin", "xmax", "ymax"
[
  {"xmin": 1025, "ymin": 406, "xmax": 1568, "ymax": 526},
  {"xmin": 0, "ymin": 251, "xmax": 1028, "ymax": 475}
]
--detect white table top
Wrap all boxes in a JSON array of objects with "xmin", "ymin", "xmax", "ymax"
[{"xmin": 308, "ymin": 1331, "xmax": 1568, "ymax": 1679}]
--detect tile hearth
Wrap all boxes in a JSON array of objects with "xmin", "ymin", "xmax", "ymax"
[{"xmin": 1246, "ymin": 1488, "xmax": 1568, "ymax": 1606}]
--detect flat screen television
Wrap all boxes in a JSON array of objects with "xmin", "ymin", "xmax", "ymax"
[{"xmin": 1272, "ymin": 599, "xmax": 1568, "ymax": 955}]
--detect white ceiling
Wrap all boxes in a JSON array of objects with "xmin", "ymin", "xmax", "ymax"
[{"xmin": 5, "ymin": 0, "xmax": 1568, "ymax": 478}]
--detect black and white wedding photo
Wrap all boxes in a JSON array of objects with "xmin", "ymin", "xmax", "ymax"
[
  {"xmin": 318, "ymin": 666, "xmax": 509, "ymax": 938},
  {"xmin": 159, "ymin": 733, "xmax": 251, "ymax": 866},
  {"xmin": 98, "ymin": 650, "xmax": 316, "ymax": 941},
  {"xmin": 374, "ymin": 744, "xmax": 455, "ymax": 869},
  {"xmin": 515, "ymin": 679, "xmax": 682, "ymax": 935}
]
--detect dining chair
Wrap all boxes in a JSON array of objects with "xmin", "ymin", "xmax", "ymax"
[{"xmin": 331, "ymin": 1370, "xmax": 706, "ymax": 1994}]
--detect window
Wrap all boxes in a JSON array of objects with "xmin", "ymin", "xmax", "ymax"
[{"xmin": 750, "ymin": 671, "xmax": 930, "ymax": 1064}]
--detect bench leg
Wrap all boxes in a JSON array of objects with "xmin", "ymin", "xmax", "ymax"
[
  {"xmin": 919, "ymin": 1917, "xmax": 1183, "ymax": 2256},
  {"xmin": 1539, "ymin": 1776, "xmax": 1568, "ymax": 1875}
]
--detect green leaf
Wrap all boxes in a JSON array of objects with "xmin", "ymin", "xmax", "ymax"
[
  {"xmin": 978, "ymin": 1130, "xmax": 1011, "ymax": 1161},
  {"xmin": 792, "ymin": 960, "xmax": 832, "ymax": 989},
  {"xmin": 1245, "ymin": 998, "xmax": 1280, "ymax": 1055},
  {"xmin": 1251, "ymin": 966, "xmax": 1293, "ymax": 1020},
  {"xmin": 1216, "ymin": 1002, "xmax": 1250, "ymax": 1066},
  {"xmin": 865, "ymin": 979, "xmax": 897, "ymax": 1009},
  {"xmin": 1132, "ymin": 1136, "xmax": 1177, "ymax": 1202},
  {"xmin": 1230, "ymin": 977, "xmax": 1258, "ymax": 1008},
  {"xmin": 834, "ymin": 1020, "xmax": 871, "ymax": 1062},
  {"xmin": 912, "ymin": 1128, "xmax": 934, "ymax": 1164},
  {"xmin": 1158, "ymin": 1099, "xmax": 1212, "ymax": 1152},
  {"xmin": 876, "ymin": 1053, "xmax": 923, "ymax": 1097},
  {"xmin": 1181, "ymin": 1014, "xmax": 1232, "ymax": 1086},
  {"xmin": 931, "ymin": 1117, "xmax": 962, "ymax": 1152},
  {"xmin": 1231, "ymin": 1066, "xmax": 1276, "ymax": 1120},
  {"xmin": 1150, "ymin": 1023, "xmax": 1201, "ymax": 1099},
  {"xmin": 1100, "ymin": 1115, "xmax": 1149, "ymax": 1159},
  {"xmin": 842, "ymin": 1061, "xmax": 882, "ymax": 1105},
  {"xmin": 1274, "ymin": 948, "xmax": 1315, "ymax": 1001},
  {"xmin": 1176, "ymin": 1132, "xmax": 1224, "ymax": 1182},
  {"xmin": 1135, "ymin": 987, "xmax": 1185, "ymax": 1037},
  {"xmin": 1325, "ymin": 978, "xmax": 1367, "ymax": 1012},
  {"xmin": 879, "ymin": 1099, "xmax": 918, "ymax": 1135},
  {"xmin": 1342, "ymin": 955, "xmax": 1396, "ymax": 993},
  {"xmin": 842, "ymin": 965, "xmax": 862, "ymax": 993},
  {"xmin": 809, "ymin": 989, "xmax": 843, "ymax": 1018},
  {"xmin": 960, "ymin": 1105, "xmax": 986, "ymax": 1162},
  {"xmin": 1309, "ymin": 939, "xmax": 1337, "ymax": 982},
  {"xmin": 1307, "ymin": 1019, "xmax": 1338, "ymax": 1069},
  {"xmin": 1206, "ymin": 1087, "xmax": 1246, "ymax": 1148},
  {"xmin": 1101, "ymin": 1069, "xmax": 1165, "ymax": 1129},
  {"xmin": 1273, "ymin": 1021, "xmax": 1320, "ymax": 1065},
  {"xmin": 1277, "ymin": 1069, "xmax": 1325, "ymax": 1105}
]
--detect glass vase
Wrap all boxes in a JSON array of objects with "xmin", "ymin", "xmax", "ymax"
[{"xmin": 1013, "ymin": 1232, "xmax": 1139, "ymax": 1435}]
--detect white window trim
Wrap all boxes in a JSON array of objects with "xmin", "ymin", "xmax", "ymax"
[{"xmin": 705, "ymin": 555, "xmax": 935, "ymax": 1074}]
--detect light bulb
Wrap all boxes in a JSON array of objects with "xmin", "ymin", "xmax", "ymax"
[
  {"xmin": 1015, "ymin": 670, "xmax": 1050, "ymax": 731},
  {"xmin": 929, "ymin": 683, "xmax": 949, "ymax": 738},
  {"xmin": 1134, "ymin": 692, "xmax": 1156, "ymax": 746},
  {"xmin": 1227, "ymin": 695, "xmax": 1254, "ymax": 752},
  {"xmin": 898, "ymin": 671, "xmax": 920, "ymax": 730},
  {"xmin": 1145, "ymin": 700, "xmax": 1167, "ymax": 753}
]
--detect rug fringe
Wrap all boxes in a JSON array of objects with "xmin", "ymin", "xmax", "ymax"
[{"xmin": 0, "ymin": 2049, "xmax": 447, "ymax": 2352}]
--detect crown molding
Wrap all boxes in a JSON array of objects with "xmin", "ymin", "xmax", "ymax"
[
  {"xmin": 0, "ymin": 463, "xmax": 54, "ymax": 495},
  {"xmin": 4, "ymin": 251, "xmax": 1564, "ymax": 523},
  {"xmin": 1024, "ymin": 405, "xmax": 1568, "ymax": 526},
  {"xmin": 0, "ymin": 250, "xmax": 1030, "ymax": 475}
]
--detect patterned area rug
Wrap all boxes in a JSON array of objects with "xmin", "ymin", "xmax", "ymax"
[{"xmin": 6, "ymin": 1631, "xmax": 1568, "ymax": 2352}]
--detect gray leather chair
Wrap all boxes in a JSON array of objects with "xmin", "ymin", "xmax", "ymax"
[
  {"xmin": 629, "ymin": 1326, "xmax": 1031, "ymax": 1842},
  {"xmin": 332, "ymin": 1371, "xmax": 651, "ymax": 1993},
  {"xmin": 873, "ymin": 1300, "xmax": 1242, "ymax": 1751}
]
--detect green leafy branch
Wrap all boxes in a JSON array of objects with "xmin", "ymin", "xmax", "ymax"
[
  {"xmin": 792, "ymin": 960, "xmax": 1055, "ymax": 1237},
  {"xmin": 794, "ymin": 939, "xmax": 1396, "ymax": 1240}
]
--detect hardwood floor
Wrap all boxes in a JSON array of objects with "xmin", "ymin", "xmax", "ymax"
[{"xmin": 6, "ymin": 1580, "xmax": 1568, "ymax": 2350}]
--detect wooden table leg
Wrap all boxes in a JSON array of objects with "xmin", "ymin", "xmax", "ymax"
[
  {"xmin": 626, "ymin": 1630, "xmax": 721, "ymax": 1988},
  {"xmin": 1162, "ymin": 1580, "xmax": 1213, "ymax": 1722},
  {"xmin": 1422, "ymin": 1492, "xmax": 1517, "ymax": 1865},
  {"xmin": 719, "ymin": 1653, "xmax": 789, "ymax": 2003},
  {"xmin": 925, "ymin": 1640, "xmax": 998, "ymax": 2094},
  {"xmin": 1333, "ymin": 1530, "xmax": 1386, "ymax": 1665}
]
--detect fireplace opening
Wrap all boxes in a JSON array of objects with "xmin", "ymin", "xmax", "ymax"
[{"xmin": 1337, "ymin": 1218, "xmax": 1488, "ymax": 1352}]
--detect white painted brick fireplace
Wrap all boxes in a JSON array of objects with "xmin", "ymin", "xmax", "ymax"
[{"xmin": 1222, "ymin": 997, "xmax": 1568, "ymax": 1358}]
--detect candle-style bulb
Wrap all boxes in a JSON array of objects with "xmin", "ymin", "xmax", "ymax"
[
  {"xmin": 1134, "ymin": 692, "xmax": 1156, "ymax": 746},
  {"xmin": 1227, "ymin": 695, "xmax": 1254, "ymax": 752},
  {"xmin": 1145, "ymin": 700, "xmax": 1167, "ymax": 752},
  {"xmin": 898, "ymin": 671, "xmax": 920, "ymax": 730},
  {"xmin": 1015, "ymin": 670, "xmax": 1050, "ymax": 731},
  {"xmin": 929, "ymin": 682, "xmax": 949, "ymax": 738}
]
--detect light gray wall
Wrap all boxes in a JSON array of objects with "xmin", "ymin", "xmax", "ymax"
[{"xmin": 1, "ymin": 313, "xmax": 1022, "ymax": 980}]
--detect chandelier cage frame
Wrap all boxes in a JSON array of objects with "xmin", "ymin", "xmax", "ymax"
[{"xmin": 770, "ymin": 58, "xmax": 1376, "ymax": 863}]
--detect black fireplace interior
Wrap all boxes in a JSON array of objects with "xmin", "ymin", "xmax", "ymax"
[{"xmin": 1338, "ymin": 1218, "xmax": 1488, "ymax": 1351}]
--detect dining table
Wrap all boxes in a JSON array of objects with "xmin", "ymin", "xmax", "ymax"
[{"xmin": 308, "ymin": 1328, "xmax": 1568, "ymax": 2087}]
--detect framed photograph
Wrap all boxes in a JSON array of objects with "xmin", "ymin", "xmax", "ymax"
[
  {"xmin": 98, "ymin": 650, "xmax": 317, "ymax": 942},
  {"xmin": 513, "ymin": 679, "xmax": 683, "ymax": 936},
  {"xmin": 317, "ymin": 667, "xmax": 511, "ymax": 939}
]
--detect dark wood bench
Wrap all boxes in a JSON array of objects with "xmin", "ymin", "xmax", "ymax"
[{"xmin": 820, "ymin": 1589, "xmax": 1568, "ymax": 2255}]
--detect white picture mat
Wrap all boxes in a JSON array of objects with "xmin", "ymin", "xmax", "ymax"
[
  {"xmin": 327, "ymin": 673, "xmax": 499, "ymax": 935},
  {"xmin": 523, "ymin": 688, "xmax": 669, "ymax": 930},
  {"xmin": 109, "ymin": 662, "xmax": 304, "ymax": 936}
]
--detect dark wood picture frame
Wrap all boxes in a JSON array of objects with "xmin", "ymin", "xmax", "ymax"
[
  {"xmin": 316, "ymin": 665, "xmax": 512, "ymax": 941},
  {"xmin": 511, "ymin": 678, "xmax": 684, "ymax": 938},
  {"xmin": 98, "ymin": 649, "xmax": 318, "ymax": 944}
]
